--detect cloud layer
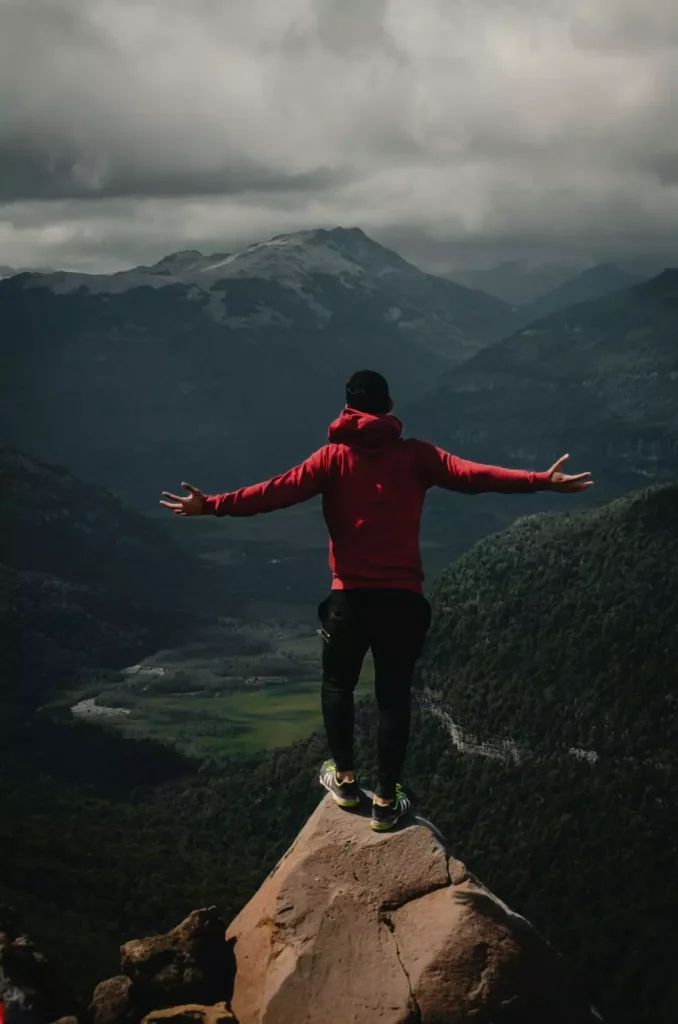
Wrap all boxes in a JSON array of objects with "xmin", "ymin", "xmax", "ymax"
[{"xmin": 1, "ymin": 0, "xmax": 677, "ymax": 271}]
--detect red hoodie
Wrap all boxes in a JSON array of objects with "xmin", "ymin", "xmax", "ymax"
[{"xmin": 202, "ymin": 408, "xmax": 552, "ymax": 593}]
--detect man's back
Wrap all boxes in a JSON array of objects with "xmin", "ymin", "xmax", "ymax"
[
  {"xmin": 322, "ymin": 407, "xmax": 432, "ymax": 592},
  {"xmin": 202, "ymin": 405, "xmax": 552, "ymax": 593}
]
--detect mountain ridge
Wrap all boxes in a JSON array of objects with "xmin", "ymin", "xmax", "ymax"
[
  {"xmin": 518, "ymin": 262, "xmax": 643, "ymax": 322},
  {"xmin": 0, "ymin": 226, "xmax": 518, "ymax": 516}
]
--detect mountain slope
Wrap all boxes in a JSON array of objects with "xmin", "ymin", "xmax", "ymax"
[
  {"xmin": 0, "ymin": 445, "xmax": 218, "ymax": 713},
  {"xmin": 22, "ymin": 227, "xmax": 514, "ymax": 362},
  {"xmin": 0, "ymin": 228, "xmax": 517, "ymax": 510},
  {"xmin": 406, "ymin": 268, "xmax": 678, "ymax": 503},
  {"xmin": 421, "ymin": 479, "xmax": 678, "ymax": 758},
  {"xmin": 1, "ymin": 482, "xmax": 676, "ymax": 1023},
  {"xmin": 519, "ymin": 262, "xmax": 642, "ymax": 321},
  {"xmin": 446, "ymin": 259, "xmax": 579, "ymax": 304}
]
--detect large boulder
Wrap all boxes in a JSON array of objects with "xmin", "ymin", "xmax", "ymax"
[{"xmin": 225, "ymin": 791, "xmax": 601, "ymax": 1024}]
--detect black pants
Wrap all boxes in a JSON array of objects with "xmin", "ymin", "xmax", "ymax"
[{"xmin": 317, "ymin": 588, "xmax": 432, "ymax": 800}]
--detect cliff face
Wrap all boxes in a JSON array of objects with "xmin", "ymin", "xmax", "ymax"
[{"xmin": 7, "ymin": 794, "xmax": 601, "ymax": 1024}]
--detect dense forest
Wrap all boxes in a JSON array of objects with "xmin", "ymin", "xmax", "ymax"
[
  {"xmin": 422, "ymin": 479, "xmax": 678, "ymax": 758},
  {"xmin": 2, "ymin": 481, "xmax": 677, "ymax": 1024},
  {"xmin": 3, "ymin": 702, "xmax": 675, "ymax": 1024}
]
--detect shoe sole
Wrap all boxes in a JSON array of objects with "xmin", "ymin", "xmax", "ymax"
[
  {"xmin": 370, "ymin": 817, "xmax": 397, "ymax": 831},
  {"xmin": 370, "ymin": 803, "xmax": 412, "ymax": 831},
  {"xmin": 333, "ymin": 795, "xmax": 361, "ymax": 808}
]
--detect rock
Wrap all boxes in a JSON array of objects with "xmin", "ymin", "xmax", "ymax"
[
  {"xmin": 225, "ymin": 791, "xmax": 601, "ymax": 1024},
  {"xmin": 119, "ymin": 908, "xmax": 234, "ymax": 1015},
  {"xmin": 141, "ymin": 1002, "xmax": 236, "ymax": 1023},
  {"xmin": 89, "ymin": 975, "xmax": 135, "ymax": 1024},
  {"xmin": 0, "ymin": 905, "xmax": 79, "ymax": 1023}
]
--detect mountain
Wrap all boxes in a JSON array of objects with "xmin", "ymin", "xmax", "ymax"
[
  {"xmin": 446, "ymin": 259, "xmax": 580, "ymax": 304},
  {"xmin": 0, "ymin": 263, "xmax": 56, "ymax": 279},
  {"xmin": 0, "ymin": 445, "xmax": 219, "ymax": 715},
  {"xmin": 423, "ymin": 479, "xmax": 678, "ymax": 757},
  {"xmin": 405, "ymin": 267, "xmax": 678, "ymax": 554},
  {"xmin": 1, "ymin": 482, "xmax": 676, "ymax": 1022},
  {"xmin": 519, "ymin": 262, "xmax": 643, "ymax": 322},
  {"xmin": 0, "ymin": 227, "xmax": 518, "ymax": 511}
]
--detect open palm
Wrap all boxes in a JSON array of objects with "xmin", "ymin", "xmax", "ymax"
[
  {"xmin": 545, "ymin": 454, "xmax": 593, "ymax": 492},
  {"xmin": 159, "ymin": 481, "xmax": 206, "ymax": 516}
]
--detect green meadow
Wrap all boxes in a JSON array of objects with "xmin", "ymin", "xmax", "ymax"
[
  {"xmin": 47, "ymin": 614, "xmax": 376, "ymax": 764},
  {"xmin": 115, "ymin": 669, "xmax": 374, "ymax": 760}
]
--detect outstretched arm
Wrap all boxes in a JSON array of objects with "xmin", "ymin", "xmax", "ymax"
[
  {"xmin": 416, "ymin": 442, "xmax": 593, "ymax": 494},
  {"xmin": 159, "ymin": 447, "xmax": 330, "ymax": 518}
]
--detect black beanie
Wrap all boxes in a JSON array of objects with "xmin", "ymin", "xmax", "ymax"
[{"xmin": 345, "ymin": 370, "xmax": 391, "ymax": 414}]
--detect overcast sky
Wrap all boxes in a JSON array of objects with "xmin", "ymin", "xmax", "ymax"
[{"xmin": 1, "ymin": 0, "xmax": 678, "ymax": 273}]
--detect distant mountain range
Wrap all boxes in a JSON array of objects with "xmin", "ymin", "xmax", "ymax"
[
  {"xmin": 446, "ymin": 259, "xmax": 582, "ymax": 304},
  {"xmin": 0, "ymin": 263, "xmax": 55, "ymax": 279},
  {"xmin": 0, "ymin": 227, "xmax": 519, "ymax": 508},
  {"xmin": 406, "ymin": 267, "xmax": 678, "ymax": 523},
  {"xmin": 446, "ymin": 255, "xmax": 669, "ymax": 305},
  {"xmin": 2, "ymin": 226, "xmax": 676, "ymax": 571},
  {"xmin": 517, "ymin": 262, "xmax": 642, "ymax": 322}
]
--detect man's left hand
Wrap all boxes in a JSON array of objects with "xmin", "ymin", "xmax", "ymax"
[{"xmin": 544, "ymin": 453, "xmax": 594, "ymax": 492}]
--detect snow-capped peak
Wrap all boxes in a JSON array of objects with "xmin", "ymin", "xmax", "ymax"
[{"xmin": 200, "ymin": 226, "xmax": 412, "ymax": 283}]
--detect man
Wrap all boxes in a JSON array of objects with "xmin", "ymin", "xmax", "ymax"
[{"xmin": 160, "ymin": 370, "xmax": 593, "ymax": 831}]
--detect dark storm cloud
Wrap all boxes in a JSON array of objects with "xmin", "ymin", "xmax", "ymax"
[
  {"xmin": 1, "ymin": 0, "xmax": 677, "ymax": 271},
  {"xmin": 0, "ymin": 136, "xmax": 348, "ymax": 201}
]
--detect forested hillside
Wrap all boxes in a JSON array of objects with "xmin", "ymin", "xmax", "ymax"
[
  {"xmin": 2, "ymin": 482, "xmax": 676, "ymax": 1023},
  {"xmin": 0, "ymin": 445, "xmax": 220, "ymax": 717},
  {"xmin": 422, "ymin": 479, "xmax": 678, "ymax": 758}
]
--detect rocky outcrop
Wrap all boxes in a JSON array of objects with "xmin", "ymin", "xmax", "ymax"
[
  {"xmin": 225, "ymin": 791, "xmax": 601, "ymax": 1024},
  {"xmin": 120, "ymin": 907, "xmax": 232, "ymax": 1011},
  {"xmin": 10, "ymin": 795, "xmax": 601, "ymax": 1023},
  {"xmin": 88, "ymin": 976, "xmax": 135, "ymax": 1024},
  {"xmin": 89, "ymin": 909, "xmax": 236, "ymax": 1024},
  {"xmin": 0, "ymin": 905, "xmax": 79, "ymax": 1023}
]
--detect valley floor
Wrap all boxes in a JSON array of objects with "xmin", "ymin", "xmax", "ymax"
[{"xmin": 42, "ymin": 606, "xmax": 374, "ymax": 763}]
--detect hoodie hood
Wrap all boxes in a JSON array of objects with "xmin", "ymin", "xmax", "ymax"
[{"xmin": 328, "ymin": 406, "xmax": 403, "ymax": 451}]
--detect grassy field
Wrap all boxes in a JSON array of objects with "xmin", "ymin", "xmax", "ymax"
[
  {"xmin": 46, "ymin": 613, "xmax": 376, "ymax": 764},
  {"xmin": 115, "ymin": 668, "xmax": 374, "ymax": 760}
]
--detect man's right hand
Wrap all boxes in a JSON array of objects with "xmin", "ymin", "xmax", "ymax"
[
  {"xmin": 545, "ymin": 454, "xmax": 594, "ymax": 492},
  {"xmin": 159, "ymin": 481, "xmax": 207, "ymax": 516}
]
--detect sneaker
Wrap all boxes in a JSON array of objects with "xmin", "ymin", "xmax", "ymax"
[
  {"xmin": 319, "ymin": 758, "xmax": 361, "ymax": 808},
  {"xmin": 370, "ymin": 783, "xmax": 412, "ymax": 831}
]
